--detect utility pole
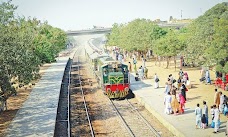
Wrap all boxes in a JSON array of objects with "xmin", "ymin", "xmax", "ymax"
[{"xmin": 181, "ymin": 10, "xmax": 182, "ymax": 20}]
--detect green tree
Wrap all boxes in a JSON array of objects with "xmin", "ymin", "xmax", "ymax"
[
  {"xmin": 0, "ymin": 1, "xmax": 67, "ymax": 111},
  {"xmin": 185, "ymin": 2, "xmax": 228, "ymax": 66},
  {"xmin": 34, "ymin": 22, "xmax": 67, "ymax": 63},
  {"xmin": 153, "ymin": 30, "xmax": 181, "ymax": 69}
]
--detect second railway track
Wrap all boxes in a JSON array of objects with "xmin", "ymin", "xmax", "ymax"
[
  {"xmin": 70, "ymin": 54, "xmax": 94, "ymax": 137},
  {"xmin": 110, "ymin": 99, "xmax": 161, "ymax": 137}
]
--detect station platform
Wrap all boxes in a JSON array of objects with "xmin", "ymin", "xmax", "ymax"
[
  {"xmin": 130, "ymin": 73, "xmax": 226, "ymax": 137},
  {"xmin": 6, "ymin": 48, "xmax": 77, "ymax": 137}
]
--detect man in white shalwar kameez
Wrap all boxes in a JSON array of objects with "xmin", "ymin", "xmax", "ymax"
[
  {"xmin": 154, "ymin": 73, "xmax": 159, "ymax": 88},
  {"xmin": 213, "ymin": 105, "xmax": 220, "ymax": 133},
  {"xmin": 138, "ymin": 67, "xmax": 144, "ymax": 80},
  {"xmin": 164, "ymin": 92, "xmax": 172, "ymax": 114}
]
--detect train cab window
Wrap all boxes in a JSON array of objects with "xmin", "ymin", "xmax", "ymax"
[
  {"xmin": 113, "ymin": 68, "xmax": 117, "ymax": 72},
  {"xmin": 117, "ymin": 68, "xmax": 122, "ymax": 72},
  {"xmin": 103, "ymin": 68, "xmax": 108, "ymax": 76}
]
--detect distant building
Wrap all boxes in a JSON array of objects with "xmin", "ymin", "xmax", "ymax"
[
  {"xmin": 93, "ymin": 25, "xmax": 104, "ymax": 29},
  {"xmin": 153, "ymin": 17, "xmax": 193, "ymax": 29},
  {"xmin": 168, "ymin": 16, "xmax": 193, "ymax": 24}
]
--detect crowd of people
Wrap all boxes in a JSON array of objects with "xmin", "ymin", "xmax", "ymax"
[
  {"xmin": 111, "ymin": 47, "xmax": 228, "ymax": 135},
  {"xmin": 128, "ymin": 56, "xmax": 148, "ymax": 81},
  {"xmin": 194, "ymin": 89, "xmax": 228, "ymax": 134},
  {"xmin": 163, "ymin": 70, "xmax": 188, "ymax": 115}
]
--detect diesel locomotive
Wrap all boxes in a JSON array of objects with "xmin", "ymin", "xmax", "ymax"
[{"xmin": 85, "ymin": 39, "xmax": 130, "ymax": 99}]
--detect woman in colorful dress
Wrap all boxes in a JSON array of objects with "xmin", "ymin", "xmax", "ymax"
[{"xmin": 179, "ymin": 93, "xmax": 186, "ymax": 114}]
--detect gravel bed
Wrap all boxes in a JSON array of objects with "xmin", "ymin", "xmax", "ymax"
[{"xmin": 70, "ymin": 57, "xmax": 93, "ymax": 137}]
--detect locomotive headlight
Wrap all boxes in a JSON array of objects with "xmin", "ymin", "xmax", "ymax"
[
  {"xmin": 124, "ymin": 87, "xmax": 129, "ymax": 92},
  {"xmin": 107, "ymin": 88, "xmax": 111, "ymax": 93}
]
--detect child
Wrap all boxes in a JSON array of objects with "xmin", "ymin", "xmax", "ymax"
[
  {"xmin": 201, "ymin": 114, "xmax": 207, "ymax": 129},
  {"xmin": 211, "ymin": 106, "xmax": 214, "ymax": 120},
  {"xmin": 210, "ymin": 106, "xmax": 215, "ymax": 128}
]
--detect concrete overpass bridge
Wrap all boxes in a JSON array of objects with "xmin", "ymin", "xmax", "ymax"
[
  {"xmin": 66, "ymin": 28, "xmax": 112, "ymax": 36},
  {"xmin": 66, "ymin": 23, "xmax": 188, "ymax": 36}
]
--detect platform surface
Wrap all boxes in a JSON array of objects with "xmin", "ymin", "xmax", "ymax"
[
  {"xmin": 130, "ymin": 74, "xmax": 227, "ymax": 137},
  {"xmin": 6, "ymin": 56, "xmax": 70, "ymax": 137}
]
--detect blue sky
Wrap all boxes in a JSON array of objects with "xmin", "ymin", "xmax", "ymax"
[{"xmin": 4, "ymin": 0, "xmax": 228, "ymax": 30}]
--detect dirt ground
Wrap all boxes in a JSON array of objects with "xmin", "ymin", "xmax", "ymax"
[
  {"xmin": 131, "ymin": 57, "xmax": 228, "ymax": 122},
  {"xmin": 0, "ymin": 63, "xmax": 51, "ymax": 137}
]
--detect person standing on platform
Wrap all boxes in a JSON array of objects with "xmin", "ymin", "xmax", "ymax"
[
  {"xmin": 201, "ymin": 114, "xmax": 207, "ymax": 129},
  {"xmin": 200, "ymin": 67, "xmax": 206, "ymax": 81},
  {"xmin": 171, "ymin": 90, "xmax": 179, "ymax": 115},
  {"xmin": 202, "ymin": 101, "xmax": 209, "ymax": 126},
  {"xmin": 213, "ymin": 105, "xmax": 220, "ymax": 133},
  {"xmin": 181, "ymin": 84, "xmax": 187, "ymax": 101},
  {"xmin": 210, "ymin": 106, "xmax": 215, "ymax": 125},
  {"xmin": 195, "ymin": 103, "xmax": 202, "ymax": 129},
  {"xmin": 115, "ymin": 52, "xmax": 119, "ymax": 61},
  {"xmin": 154, "ymin": 73, "xmax": 159, "ymax": 89},
  {"xmin": 214, "ymin": 89, "xmax": 220, "ymax": 107},
  {"xmin": 133, "ymin": 58, "xmax": 137, "ymax": 73},
  {"xmin": 205, "ymin": 70, "xmax": 211, "ymax": 84},
  {"xmin": 219, "ymin": 92, "xmax": 225, "ymax": 113},
  {"xmin": 144, "ymin": 67, "xmax": 148, "ymax": 79},
  {"xmin": 169, "ymin": 74, "xmax": 174, "ymax": 84},
  {"xmin": 164, "ymin": 92, "xmax": 172, "ymax": 115},
  {"xmin": 164, "ymin": 82, "xmax": 170, "ymax": 94},
  {"xmin": 128, "ymin": 62, "xmax": 132, "ymax": 73},
  {"xmin": 177, "ymin": 76, "xmax": 182, "ymax": 90},
  {"xmin": 179, "ymin": 68, "xmax": 184, "ymax": 77},
  {"xmin": 183, "ymin": 72, "xmax": 188, "ymax": 84},
  {"xmin": 179, "ymin": 93, "xmax": 186, "ymax": 114},
  {"xmin": 138, "ymin": 66, "xmax": 144, "ymax": 80},
  {"xmin": 118, "ymin": 53, "xmax": 123, "ymax": 63}
]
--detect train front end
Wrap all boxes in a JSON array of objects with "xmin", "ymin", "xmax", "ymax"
[{"xmin": 101, "ymin": 62, "xmax": 130, "ymax": 99}]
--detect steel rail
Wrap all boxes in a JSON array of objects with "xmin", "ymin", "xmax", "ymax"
[
  {"xmin": 109, "ymin": 100, "xmax": 135, "ymax": 137},
  {"xmin": 77, "ymin": 56, "xmax": 95, "ymax": 137},
  {"xmin": 126, "ymin": 99, "xmax": 161, "ymax": 137}
]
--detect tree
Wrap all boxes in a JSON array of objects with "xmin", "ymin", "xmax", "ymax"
[
  {"xmin": 185, "ymin": 2, "xmax": 228, "ymax": 66},
  {"xmin": 107, "ymin": 19, "xmax": 161, "ymax": 57},
  {"xmin": 206, "ymin": 18, "xmax": 228, "ymax": 66},
  {"xmin": 150, "ymin": 26, "xmax": 168, "ymax": 66},
  {"xmin": 0, "ymin": 1, "xmax": 67, "ymax": 111},
  {"xmin": 0, "ymin": 0, "xmax": 17, "ymax": 24},
  {"xmin": 153, "ymin": 30, "xmax": 182, "ymax": 69},
  {"xmin": 34, "ymin": 22, "xmax": 67, "ymax": 63},
  {"xmin": 107, "ymin": 23, "xmax": 122, "ymax": 46},
  {"xmin": 0, "ymin": 19, "xmax": 40, "ymax": 110}
]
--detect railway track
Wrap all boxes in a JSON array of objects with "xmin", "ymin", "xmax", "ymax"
[
  {"xmin": 110, "ymin": 99, "xmax": 161, "ymax": 137},
  {"xmin": 70, "ymin": 54, "xmax": 95, "ymax": 137}
]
